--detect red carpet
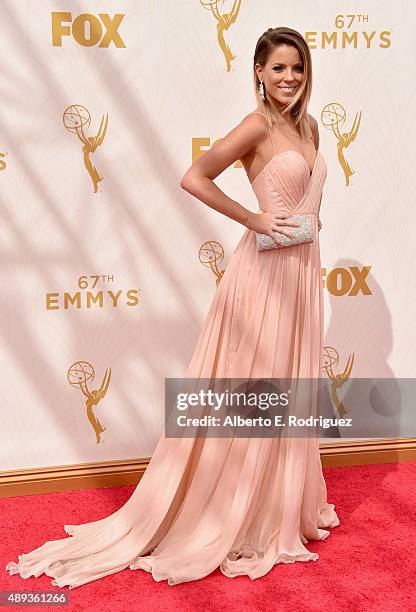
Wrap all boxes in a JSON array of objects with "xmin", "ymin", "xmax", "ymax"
[{"xmin": 1, "ymin": 461, "xmax": 415, "ymax": 612}]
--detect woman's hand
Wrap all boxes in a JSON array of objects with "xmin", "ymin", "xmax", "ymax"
[{"xmin": 245, "ymin": 212, "xmax": 300, "ymax": 246}]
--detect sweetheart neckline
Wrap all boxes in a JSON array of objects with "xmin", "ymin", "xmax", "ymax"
[{"xmin": 251, "ymin": 149, "xmax": 321, "ymax": 187}]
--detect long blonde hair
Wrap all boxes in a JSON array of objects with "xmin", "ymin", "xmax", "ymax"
[{"xmin": 253, "ymin": 27, "xmax": 313, "ymax": 141}]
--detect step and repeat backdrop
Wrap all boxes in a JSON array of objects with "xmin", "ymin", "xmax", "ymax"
[{"xmin": 1, "ymin": 1, "xmax": 414, "ymax": 469}]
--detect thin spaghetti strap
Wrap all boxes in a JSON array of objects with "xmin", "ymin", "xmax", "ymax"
[{"xmin": 253, "ymin": 111, "xmax": 276, "ymax": 154}]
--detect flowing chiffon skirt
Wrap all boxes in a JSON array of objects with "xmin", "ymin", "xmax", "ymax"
[{"xmin": 6, "ymin": 148, "xmax": 340, "ymax": 588}]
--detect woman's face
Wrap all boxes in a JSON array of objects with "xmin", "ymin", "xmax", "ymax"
[{"xmin": 256, "ymin": 44, "xmax": 304, "ymax": 108}]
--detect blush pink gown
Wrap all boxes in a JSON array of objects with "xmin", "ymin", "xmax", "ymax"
[{"xmin": 6, "ymin": 117, "xmax": 340, "ymax": 589}]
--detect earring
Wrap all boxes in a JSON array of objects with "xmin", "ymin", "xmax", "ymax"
[{"xmin": 258, "ymin": 80, "xmax": 265, "ymax": 100}]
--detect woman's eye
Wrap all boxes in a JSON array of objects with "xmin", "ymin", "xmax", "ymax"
[{"xmin": 273, "ymin": 66, "xmax": 304, "ymax": 72}]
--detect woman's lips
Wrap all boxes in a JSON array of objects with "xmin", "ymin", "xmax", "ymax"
[{"xmin": 278, "ymin": 86, "xmax": 297, "ymax": 94}]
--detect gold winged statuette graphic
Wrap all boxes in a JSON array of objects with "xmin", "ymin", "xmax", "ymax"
[
  {"xmin": 78, "ymin": 114, "xmax": 108, "ymax": 193},
  {"xmin": 322, "ymin": 347, "xmax": 354, "ymax": 417},
  {"xmin": 200, "ymin": 0, "xmax": 241, "ymax": 72},
  {"xmin": 63, "ymin": 105, "xmax": 109, "ymax": 193},
  {"xmin": 199, "ymin": 240, "xmax": 226, "ymax": 286},
  {"xmin": 321, "ymin": 103, "xmax": 362, "ymax": 187},
  {"xmin": 67, "ymin": 361, "xmax": 112, "ymax": 444},
  {"xmin": 80, "ymin": 367, "xmax": 112, "ymax": 444}
]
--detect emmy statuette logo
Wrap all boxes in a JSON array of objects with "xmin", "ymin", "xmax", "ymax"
[
  {"xmin": 199, "ymin": 0, "xmax": 241, "ymax": 72},
  {"xmin": 67, "ymin": 361, "xmax": 111, "ymax": 444},
  {"xmin": 0, "ymin": 152, "xmax": 6, "ymax": 171},
  {"xmin": 63, "ymin": 105, "xmax": 108, "ymax": 193},
  {"xmin": 199, "ymin": 241, "xmax": 225, "ymax": 286},
  {"xmin": 51, "ymin": 12, "xmax": 126, "ymax": 48},
  {"xmin": 322, "ymin": 347, "xmax": 354, "ymax": 417},
  {"xmin": 321, "ymin": 102, "xmax": 362, "ymax": 187}
]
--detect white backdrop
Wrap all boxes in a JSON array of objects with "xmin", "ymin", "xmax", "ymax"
[{"xmin": 1, "ymin": 0, "xmax": 414, "ymax": 469}]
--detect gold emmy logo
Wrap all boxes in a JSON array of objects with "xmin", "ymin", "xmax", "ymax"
[
  {"xmin": 199, "ymin": 241, "xmax": 225, "ymax": 286},
  {"xmin": 0, "ymin": 152, "xmax": 7, "ymax": 171},
  {"xmin": 51, "ymin": 12, "xmax": 126, "ymax": 47},
  {"xmin": 67, "ymin": 361, "xmax": 111, "ymax": 444},
  {"xmin": 322, "ymin": 346, "xmax": 354, "ymax": 417},
  {"xmin": 321, "ymin": 102, "xmax": 362, "ymax": 187},
  {"xmin": 199, "ymin": 0, "xmax": 241, "ymax": 72},
  {"xmin": 321, "ymin": 266, "xmax": 371, "ymax": 296},
  {"xmin": 63, "ymin": 105, "xmax": 108, "ymax": 193}
]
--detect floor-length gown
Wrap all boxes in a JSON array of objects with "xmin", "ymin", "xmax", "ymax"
[{"xmin": 6, "ymin": 115, "xmax": 340, "ymax": 589}]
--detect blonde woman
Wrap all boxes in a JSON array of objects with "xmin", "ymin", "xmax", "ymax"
[{"xmin": 6, "ymin": 27, "xmax": 339, "ymax": 589}]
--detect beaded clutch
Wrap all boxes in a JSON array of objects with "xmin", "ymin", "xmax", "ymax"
[{"xmin": 255, "ymin": 213, "xmax": 314, "ymax": 251}]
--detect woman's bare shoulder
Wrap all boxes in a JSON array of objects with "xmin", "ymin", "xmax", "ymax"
[
  {"xmin": 243, "ymin": 109, "xmax": 269, "ymax": 127},
  {"xmin": 234, "ymin": 110, "xmax": 270, "ymax": 145},
  {"xmin": 180, "ymin": 110, "xmax": 270, "ymax": 183},
  {"xmin": 307, "ymin": 113, "xmax": 320, "ymax": 148},
  {"xmin": 307, "ymin": 112, "xmax": 318, "ymax": 124}
]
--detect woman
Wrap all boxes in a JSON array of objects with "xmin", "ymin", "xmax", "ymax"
[{"xmin": 6, "ymin": 27, "xmax": 339, "ymax": 589}]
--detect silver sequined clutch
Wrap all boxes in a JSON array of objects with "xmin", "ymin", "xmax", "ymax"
[{"xmin": 255, "ymin": 214, "xmax": 314, "ymax": 251}]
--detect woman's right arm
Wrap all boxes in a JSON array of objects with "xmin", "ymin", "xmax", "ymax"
[{"xmin": 180, "ymin": 113, "xmax": 298, "ymax": 241}]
